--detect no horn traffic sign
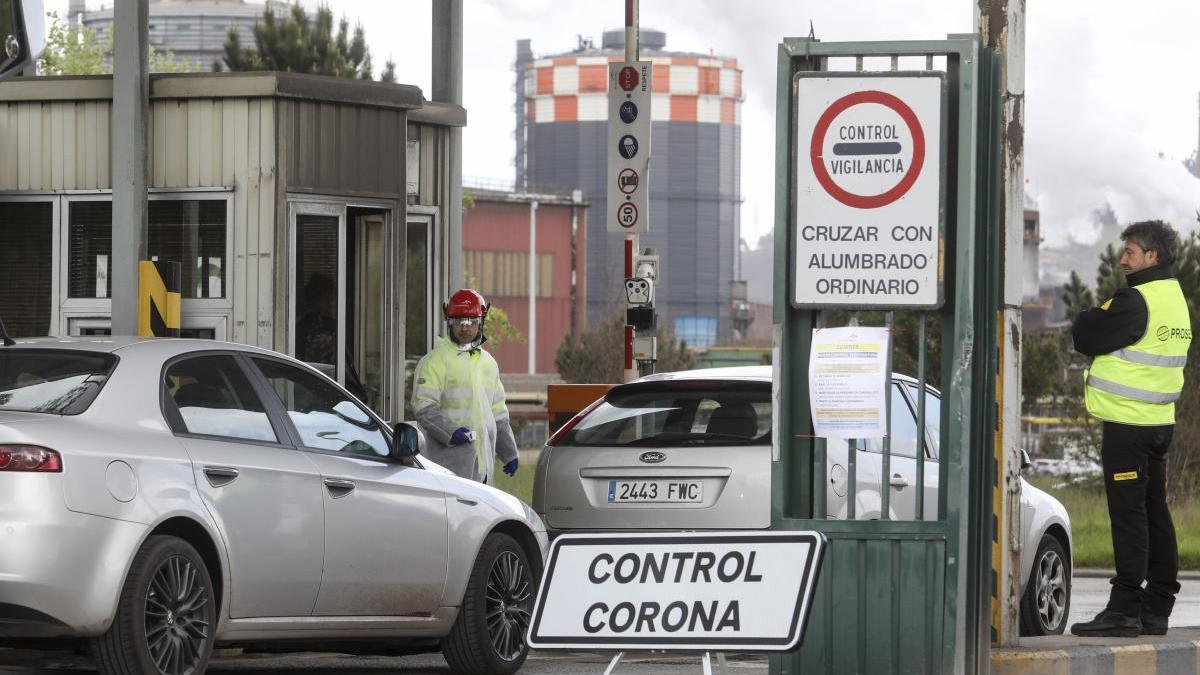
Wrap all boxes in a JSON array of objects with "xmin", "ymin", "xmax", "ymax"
[{"xmin": 793, "ymin": 73, "xmax": 946, "ymax": 309}]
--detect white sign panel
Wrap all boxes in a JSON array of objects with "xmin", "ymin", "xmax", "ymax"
[
  {"xmin": 808, "ymin": 326, "xmax": 889, "ymax": 439},
  {"xmin": 527, "ymin": 532, "xmax": 825, "ymax": 651},
  {"xmin": 607, "ymin": 61, "xmax": 652, "ymax": 234},
  {"xmin": 793, "ymin": 74, "xmax": 945, "ymax": 308}
]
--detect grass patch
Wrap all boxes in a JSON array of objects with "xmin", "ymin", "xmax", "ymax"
[
  {"xmin": 1028, "ymin": 475, "xmax": 1200, "ymax": 569},
  {"xmin": 488, "ymin": 448, "xmax": 539, "ymax": 504}
]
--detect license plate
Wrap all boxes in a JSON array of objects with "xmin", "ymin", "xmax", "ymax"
[{"xmin": 607, "ymin": 480, "xmax": 704, "ymax": 503}]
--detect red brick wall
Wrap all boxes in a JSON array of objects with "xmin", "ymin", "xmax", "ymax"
[{"xmin": 462, "ymin": 197, "xmax": 587, "ymax": 374}]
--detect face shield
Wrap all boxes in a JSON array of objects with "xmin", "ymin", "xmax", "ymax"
[{"xmin": 447, "ymin": 316, "xmax": 486, "ymax": 351}]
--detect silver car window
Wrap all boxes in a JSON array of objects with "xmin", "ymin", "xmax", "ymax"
[
  {"xmin": 165, "ymin": 355, "xmax": 278, "ymax": 442},
  {"xmin": 252, "ymin": 358, "xmax": 389, "ymax": 458},
  {"xmin": 563, "ymin": 382, "xmax": 770, "ymax": 447},
  {"xmin": 0, "ymin": 350, "xmax": 115, "ymax": 415},
  {"xmin": 864, "ymin": 385, "xmax": 920, "ymax": 458},
  {"xmin": 904, "ymin": 382, "xmax": 941, "ymax": 457}
]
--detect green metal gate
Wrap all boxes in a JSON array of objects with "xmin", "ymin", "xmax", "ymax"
[{"xmin": 771, "ymin": 36, "xmax": 1003, "ymax": 674}]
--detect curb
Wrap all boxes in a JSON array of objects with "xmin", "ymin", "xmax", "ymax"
[{"xmin": 992, "ymin": 630, "xmax": 1200, "ymax": 675}]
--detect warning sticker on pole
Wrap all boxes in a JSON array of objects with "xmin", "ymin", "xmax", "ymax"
[{"xmin": 793, "ymin": 74, "xmax": 946, "ymax": 309}]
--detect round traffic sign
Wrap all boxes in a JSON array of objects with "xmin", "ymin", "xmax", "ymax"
[
  {"xmin": 619, "ymin": 101, "xmax": 639, "ymax": 123},
  {"xmin": 618, "ymin": 134, "xmax": 639, "ymax": 159},
  {"xmin": 809, "ymin": 90, "xmax": 925, "ymax": 209},
  {"xmin": 617, "ymin": 168, "xmax": 639, "ymax": 194},
  {"xmin": 619, "ymin": 66, "xmax": 639, "ymax": 91},
  {"xmin": 617, "ymin": 202, "xmax": 639, "ymax": 228}
]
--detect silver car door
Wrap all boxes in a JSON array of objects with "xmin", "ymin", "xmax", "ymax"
[
  {"xmin": 249, "ymin": 357, "xmax": 450, "ymax": 617},
  {"xmin": 904, "ymin": 382, "xmax": 943, "ymax": 520},
  {"xmin": 863, "ymin": 385, "xmax": 923, "ymax": 520},
  {"xmin": 164, "ymin": 353, "xmax": 325, "ymax": 619}
]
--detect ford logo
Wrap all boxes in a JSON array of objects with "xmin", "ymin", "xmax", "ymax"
[{"xmin": 639, "ymin": 451, "xmax": 666, "ymax": 464}]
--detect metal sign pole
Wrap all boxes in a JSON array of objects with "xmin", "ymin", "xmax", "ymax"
[{"xmin": 622, "ymin": 0, "xmax": 639, "ymax": 383}]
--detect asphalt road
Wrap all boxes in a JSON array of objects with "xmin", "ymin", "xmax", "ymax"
[
  {"xmin": 5, "ymin": 574, "xmax": 1198, "ymax": 674},
  {"xmin": 1068, "ymin": 571, "xmax": 1200, "ymax": 628},
  {"xmin": 0, "ymin": 649, "xmax": 769, "ymax": 674}
]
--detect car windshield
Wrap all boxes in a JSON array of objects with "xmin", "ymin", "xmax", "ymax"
[
  {"xmin": 0, "ymin": 349, "xmax": 117, "ymax": 414},
  {"xmin": 561, "ymin": 380, "xmax": 771, "ymax": 447}
]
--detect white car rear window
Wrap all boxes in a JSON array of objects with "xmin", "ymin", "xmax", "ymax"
[{"xmin": 562, "ymin": 381, "xmax": 771, "ymax": 447}]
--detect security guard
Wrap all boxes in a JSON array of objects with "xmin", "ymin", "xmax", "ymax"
[
  {"xmin": 411, "ymin": 289, "xmax": 520, "ymax": 483},
  {"xmin": 1069, "ymin": 220, "xmax": 1192, "ymax": 637}
]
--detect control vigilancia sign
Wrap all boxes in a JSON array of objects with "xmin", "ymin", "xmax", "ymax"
[{"xmin": 793, "ymin": 73, "xmax": 946, "ymax": 309}]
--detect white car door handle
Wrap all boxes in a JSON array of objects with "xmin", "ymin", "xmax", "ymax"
[
  {"xmin": 324, "ymin": 478, "xmax": 356, "ymax": 498},
  {"xmin": 889, "ymin": 474, "xmax": 909, "ymax": 489}
]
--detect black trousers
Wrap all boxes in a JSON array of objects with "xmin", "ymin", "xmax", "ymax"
[{"xmin": 1101, "ymin": 421, "xmax": 1180, "ymax": 617}]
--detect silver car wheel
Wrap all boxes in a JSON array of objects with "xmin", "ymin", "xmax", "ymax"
[
  {"xmin": 1035, "ymin": 547, "xmax": 1067, "ymax": 632},
  {"xmin": 486, "ymin": 550, "xmax": 532, "ymax": 662},
  {"xmin": 144, "ymin": 555, "xmax": 211, "ymax": 675}
]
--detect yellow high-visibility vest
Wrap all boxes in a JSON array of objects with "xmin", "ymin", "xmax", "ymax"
[{"xmin": 1085, "ymin": 279, "xmax": 1192, "ymax": 425}]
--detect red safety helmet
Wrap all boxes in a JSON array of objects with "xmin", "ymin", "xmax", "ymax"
[{"xmin": 443, "ymin": 288, "xmax": 489, "ymax": 319}]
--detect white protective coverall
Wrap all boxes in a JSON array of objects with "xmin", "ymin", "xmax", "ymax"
[{"xmin": 410, "ymin": 335, "xmax": 519, "ymax": 482}]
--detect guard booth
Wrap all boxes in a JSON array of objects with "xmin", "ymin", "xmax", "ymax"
[
  {"xmin": 771, "ymin": 36, "xmax": 1003, "ymax": 673},
  {"xmin": 0, "ymin": 72, "xmax": 465, "ymax": 424}
]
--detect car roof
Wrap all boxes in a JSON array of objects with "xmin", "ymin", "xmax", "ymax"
[
  {"xmin": 635, "ymin": 365, "xmax": 773, "ymax": 383},
  {"xmin": 1, "ymin": 337, "xmax": 285, "ymax": 359},
  {"xmin": 633, "ymin": 365, "xmax": 927, "ymax": 387}
]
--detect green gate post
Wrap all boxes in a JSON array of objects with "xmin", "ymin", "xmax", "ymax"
[{"xmin": 770, "ymin": 36, "xmax": 1003, "ymax": 674}]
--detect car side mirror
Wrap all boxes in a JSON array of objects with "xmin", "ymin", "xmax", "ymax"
[
  {"xmin": 0, "ymin": 0, "xmax": 44, "ymax": 82},
  {"xmin": 391, "ymin": 421, "xmax": 424, "ymax": 460},
  {"xmin": 1019, "ymin": 449, "xmax": 1032, "ymax": 473}
]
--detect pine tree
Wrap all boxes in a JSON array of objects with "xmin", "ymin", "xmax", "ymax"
[
  {"xmin": 1095, "ymin": 243, "xmax": 1125, "ymax": 302},
  {"xmin": 219, "ymin": 3, "xmax": 384, "ymax": 81},
  {"xmin": 1061, "ymin": 271, "xmax": 1095, "ymax": 322}
]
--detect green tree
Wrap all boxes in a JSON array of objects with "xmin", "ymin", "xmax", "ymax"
[
  {"xmin": 1021, "ymin": 329, "xmax": 1067, "ymax": 414},
  {"xmin": 38, "ymin": 12, "xmax": 106, "ymax": 76},
  {"xmin": 1061, "ymin": 270, "xmax": 1095, "ymax": 322},
  {"xmin": 1167, "ymin": 229, "xmax": 1200, "ymax": 498},
  {"xmin": 218, "ymin": 4, "xmax": 395, "ymax": 81},
  {"xmin": 38, "ymin": 12, "xmax": 199, "ymax": 76},
  {"xmin": 1096, "ymin": 242, "xmax": 1125, "ymax": 302},
  {"xmin": 555, "ymin": 311, "xmax": 695, "ymax": 384}
]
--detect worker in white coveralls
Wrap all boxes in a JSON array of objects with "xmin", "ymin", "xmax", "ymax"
[{"xmin": 411, "ymin": 289, "xmax": 520, "ymax": 483}]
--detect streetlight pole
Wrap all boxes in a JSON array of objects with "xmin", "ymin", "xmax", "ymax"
[{"xmin": 528, "ymin": 199, "xmax": 538, "ymax": 374}]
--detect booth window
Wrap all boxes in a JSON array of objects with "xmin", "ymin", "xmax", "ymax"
[
  {"xmin": 69, "ymin": 199, "xmax": 227, "ymax": 299},
  {"xmin": 0, "ymin": 202, "xmax": 53, "ymax": 337}
]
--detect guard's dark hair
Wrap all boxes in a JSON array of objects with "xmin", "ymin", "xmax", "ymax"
[{"xmin": 1121, "ymin": 220, "xmax": 1179, "ymax": 266}]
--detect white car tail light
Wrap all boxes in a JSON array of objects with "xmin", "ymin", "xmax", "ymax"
[{"xmin": 0, "ymin": 445, "xmax": 62, "ymax": 472}]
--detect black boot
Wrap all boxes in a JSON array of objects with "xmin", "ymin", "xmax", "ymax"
[
  {"xmin": 1141, "ymin": 610, "xmax": 1168, "ymax": 636},
  {"xmin": 1070, "ymin": 609, "xmax": 1142, "ymax": 638}
]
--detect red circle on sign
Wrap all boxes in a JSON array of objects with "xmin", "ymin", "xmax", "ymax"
[
  {"xmin": 617, "ymin": 168, "xmax": 639, "ymax": 194},
  {"xmin": 809, "ymin": 90, "xmax": 925, "ymax": 209},
  {"xmin": 619, "ymin": 66, "xmax": 639, "ymax": 91},
  {"xmin": 617, "ymin": 202, "xmax": 639, "ymax": 228}
]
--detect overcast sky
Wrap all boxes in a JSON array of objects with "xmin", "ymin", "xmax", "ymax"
[{"xmin": 53, "ymin": 1, "xmax": 1200, "ymax": 250}]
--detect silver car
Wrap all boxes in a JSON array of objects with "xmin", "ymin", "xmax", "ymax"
[
  {"xmin": 532, "ymin": 365, "xmax": 1072, "ymax": 636},
  {"xmin": 0, "ymin": 337, "xmax": 547, "ymax": 675}
]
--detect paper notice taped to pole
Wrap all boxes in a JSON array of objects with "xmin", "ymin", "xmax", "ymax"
[{"xmin": 808, "ymin": 326, "xmax": 889, "ymax": 438}]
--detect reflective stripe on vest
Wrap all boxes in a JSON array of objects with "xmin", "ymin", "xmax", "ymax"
[
  {"xmin": 1085, "ymin": 278, "xmax": 1191, "ymax": 425},
  {"xmin": 1085, "ymin": 373, "xmax": 1181, "ymax": 404}
]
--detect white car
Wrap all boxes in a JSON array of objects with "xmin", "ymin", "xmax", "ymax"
[
  {"xmin": 0, "ymin": 337, "xmax": 548, "ymax": 675},
  {"xmin": 533, "ymin": 366, "xmax": 1072, "ymax": 636}
]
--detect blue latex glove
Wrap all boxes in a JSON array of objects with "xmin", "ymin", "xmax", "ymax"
[
  {"xmin": 449, "ymin": 427, "xmax": 473, "ymax": 446},
  {"xmin": 503, "ymin": 458, "xmax": 519, "ymax": 477}
]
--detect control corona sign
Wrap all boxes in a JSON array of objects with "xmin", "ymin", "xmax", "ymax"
[
  {"xmin": 527, "ymin": 532, "xmax": 825, "ymax": 651},
  {"xmin": 793, "ymin": 73, "xmax": 946, "ymax": 309}
]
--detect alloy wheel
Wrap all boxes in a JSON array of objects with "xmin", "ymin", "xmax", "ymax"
[
  {"xmin": 485, "ymin": 550, "xmax": 532, "ymax": 661},
  {"xmin": 143, "ymin": 554, "xmax": 211, "ymax": 675},
  {"xmin": 1035, "ymin": 548, "xmax": 1067, "ymax": 632}
]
